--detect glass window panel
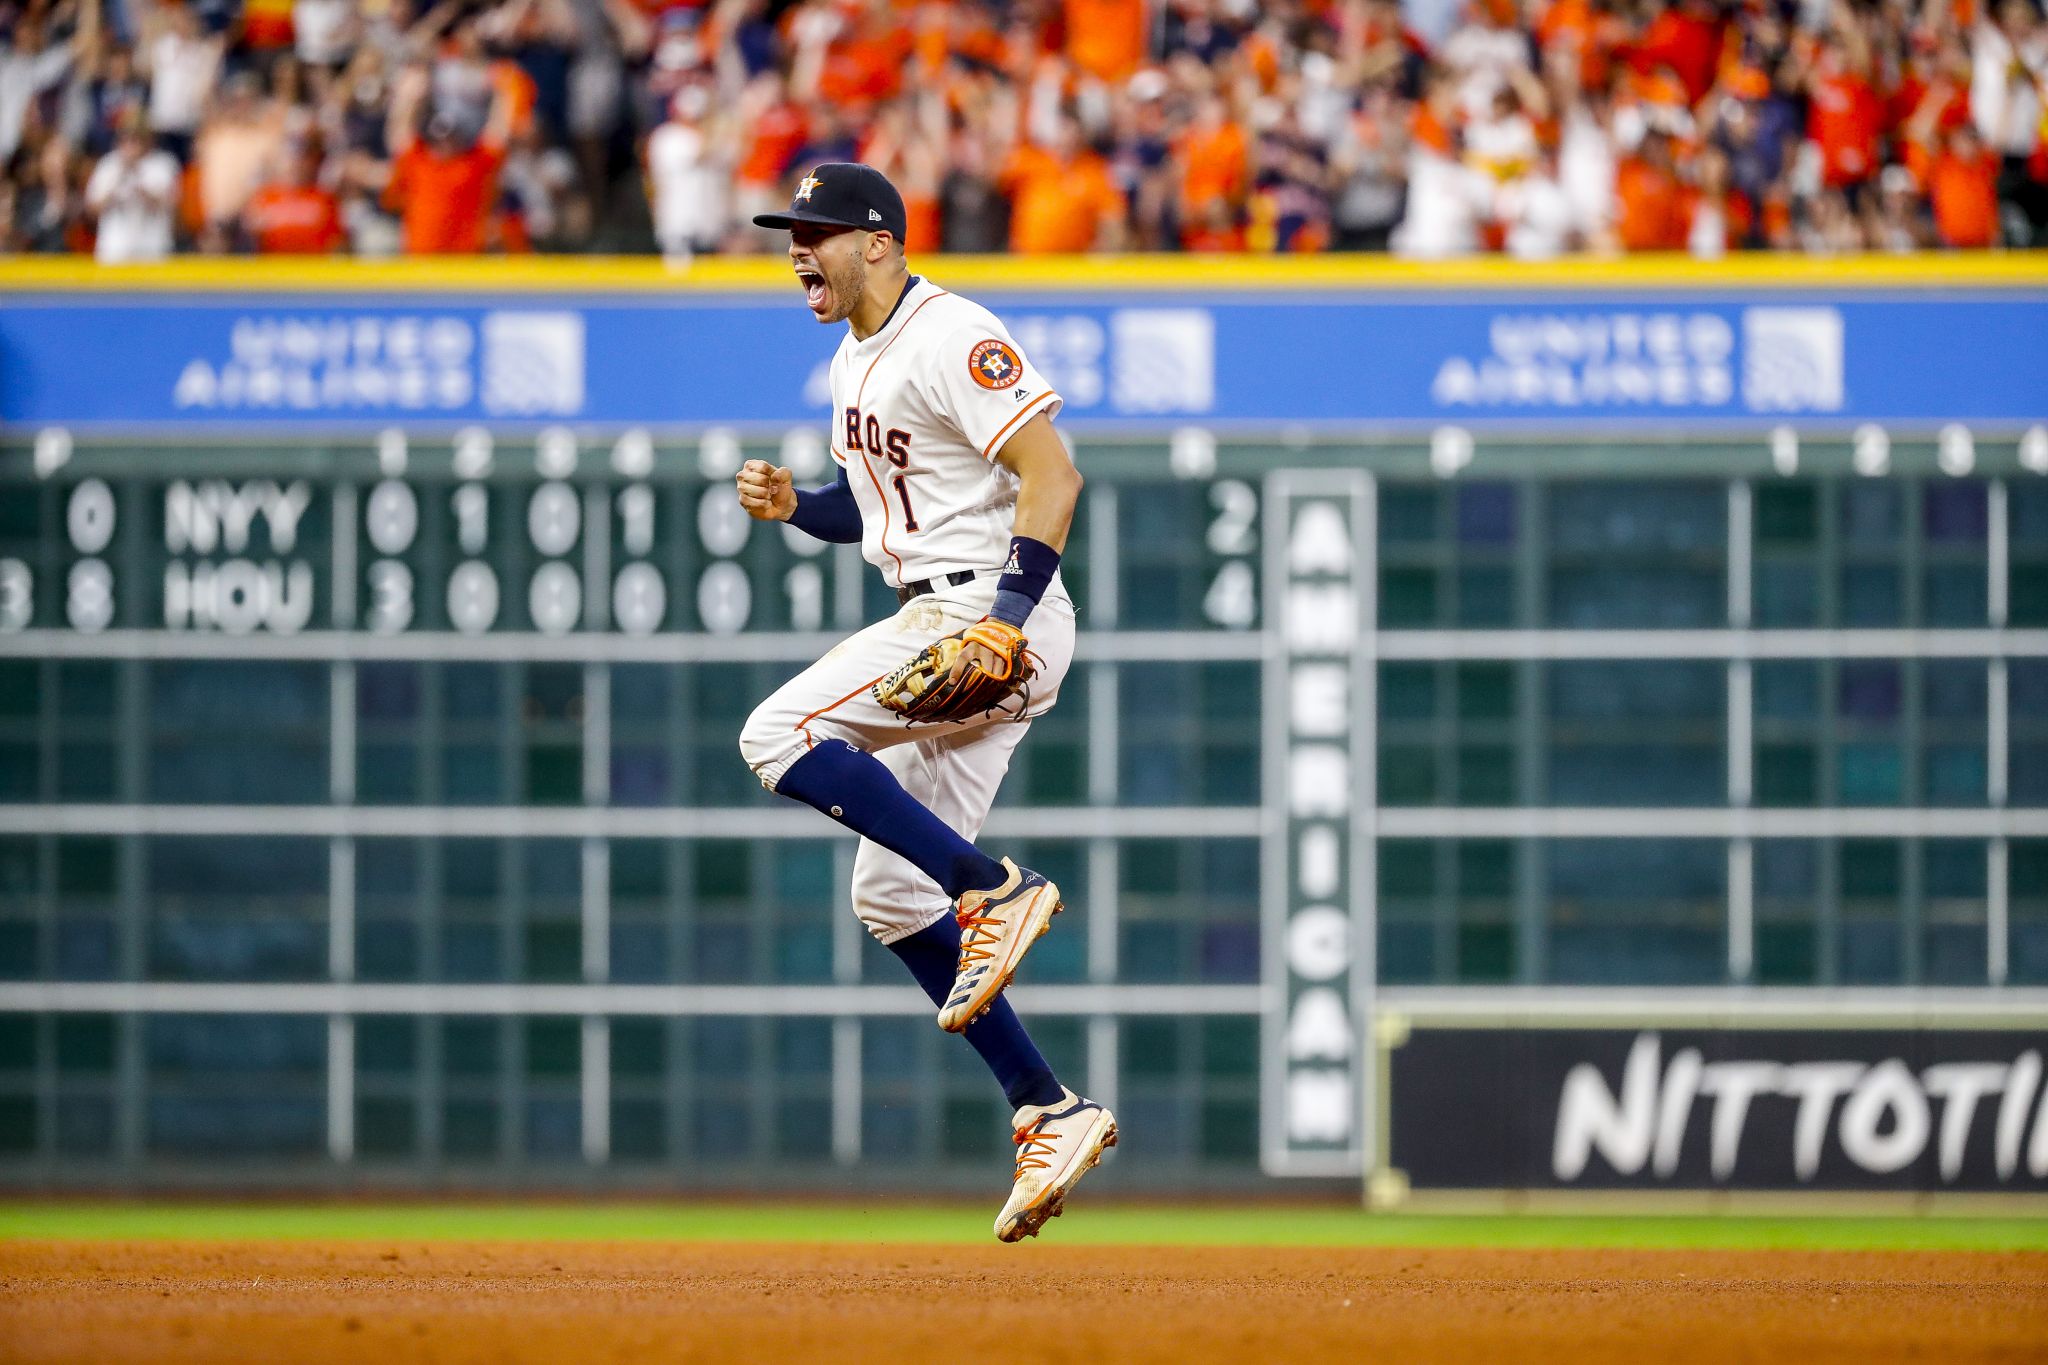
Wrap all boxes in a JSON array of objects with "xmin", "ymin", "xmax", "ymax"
[
  {"xmin": 1923, "ymin": 482, "xmax": 1987, "ymax": 542},
  {"xmin": 2011, "ymin": 840, "xmax": 2048, "ymax": 984},
  {"xmin": 1378, "ymin": 841, "xmax": 1436, "ymax": 897},
  {"xmin": 1379, "ymin": 568, "xmax": 1437, "ymax": 627},
  {"xmin": 356, "ymin": 663, "xmax": 421, "ymax": 720},
  {"xmin": 146, "ymin": 837, "xmax": 326, "ymax": 981},
  {"xmin": 57, "ymin": 661, "xmax": 115, "ymax": 718},
  {"xmin": 1546, "ymin": 839, "xmax": 1723, "ymax": 984},
  {"xmin": 1454, "ymin": 745, "xmax": 1514, "ymax": 804},
  {"xmin": 524, "ymin": 1018, "xmax": 579, "ymax": 1079},
  {"xmin": 1754, "ymin": 484, "xmax": 1817, "ymax": 544},
  {"xmin": 1753, "ymin": 740, "xmax": 1818, "ymax": 806},
  {"xmin": 1550, "ymin": 743, "xmax": 1721, "ymax": 805},
  {"xmin": 1379, "ymin": 747, "xmax": 1436, "ymax": 803},
  {"xmin": 1754, "ymin": 563, "xmax": 1818, "ymax": 626},
  {"xmin": 1379, "ymin": 487, "xmax": 1438, "ymax": 543},
  {"xmin": 1456, "ymin": 840, "xmax": 1514, "ymax": 897},
  {"xmin": 1454, "ymin": 483, "xmax": 1516, "ymax": 544},
  {"xmin": 1379, "ymin": 664, "xmax": 1436, "ymax": 722},
  {"xmin": 148, "ymin": 662, "xmax": 327, "ymax": 803},
  {"xmin": 1840, "ymin": 483, "xmax": 1901, "ymax": 544},
  {"xmin": 0, "ymin": 661, "xmax": 39, "ymax": 717},
  {"xmin": 2012, "ymin": 565, "xmax": 2048, "ymax": 627},
  {"xmin": 1923, "ymin": 660, "xmax": 1986, "ymax": 719},
  {"xmin": 1454, "ymin": 566, "xmax": 1514, "ymax": 626},
  {"xmin": 1549, "ymin": 483, "xmax": 1723, "ymax": 552},
  {"xmin": 1755, "ymin": 661, "xmax": 1820, "ymax": 719},
  {"xmin": 1838, "ymin": 743, "xmax": 1903, "ymax": 804},
  {"xmin": 1455, "ymin": 663, "xmax": 1514, "ymax": 721},
  {"xmin": 1923, "ymin": 565, "xmax": 1986, "ymax": 625},
  {"xmin": 1549, "ymin": 568, "xmax": 1722, "ymax": 628},
  {"xmin": 443, "ymin": 663, "xmax": 502, "ymax": 720},
  {"xmin": 1838, "ymin": 661, "xmax": 1902, "ymax": 721},
  {"xmin": 1839, "ymin": 565, "xmax": 1902, "ymax": 626},
  {"xmin": 1548, "ymin": 661, "xmax": 1721, "ymax": 720},
  {"xmin": 2014, "ymin": 484, "xmax": 2048, "ymax": 546}
]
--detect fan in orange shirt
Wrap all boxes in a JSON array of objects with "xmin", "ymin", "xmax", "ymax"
[
  {"xmin": 1174, "ymin": 94, "xmax": 1247, "ymax": 247},
  {"xmin": 1064, "ymin": 0, "xmax": 1147, "ymax": 83},
  {"xmin": 999, "ymin": 116, "xmax": 1126, "ymax": 252},
  {"xmin": 382, "ymin": 68, "xmax": 512, "ymax": 255},
  {"xmin": 1613, "ymin": 129, "xmax": 1688, "ymax": 249},
  {"xmin": 241, "ymin": 146, "xmax": 345, "ymax": 253},
  {"xmin": 1925, "ymin": 123, "xmax": 2002, "ymax": 247},
  {"xmin": 1804, "ymin": 31, "xmax": 1883, "ymax": 191}
]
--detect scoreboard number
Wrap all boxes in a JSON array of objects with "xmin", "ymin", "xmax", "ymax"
[
  {"xmin": 67, "ymin": 479, "xmax": 117, "ymax": 555},
  {"xmin": 528, "ymin": 482, "xmax": 581, "ymax": 557},
  {"xmin": 447, "ymin": 560, "xmax": 500, "ymax": 635},
  {"xmin": 612, "ymin": 561, "xmax": 665, "ymax": 636},
  {"xmin": 616, "ymin": 485, "xmax": 656, "ymax": 557},
  {"xmin": 453, "ymin": 484, "xmax": 489, "ymax": 555},
  {"xmin": 529, "ymin": 560, "xmax": 581, "ymax": 635},
  {"xmin": 0, "ymin": 559, "xmax": 30, "ymax": 633},
  {"xmin": 365, "ymin": 480, "xmax": 418, "ymax": 556},
  {"xmin": 366, "ymin": 560, "xmax": 414, "ymax": 635},
  {"xmin": 67, "ymin": 558, "xmax": 115, "ymax": 634},
  {"xmin": 697, "ymin": 560, "xmax": 750, "ymax": 635}
]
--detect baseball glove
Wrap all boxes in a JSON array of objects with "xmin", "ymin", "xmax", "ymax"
[{"xmin": 874, "ymin": 618, "xmax": 1036, "ymax": 724}]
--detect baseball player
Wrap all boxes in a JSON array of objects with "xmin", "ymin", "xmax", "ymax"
[{"xmin": 735, "ymin": 163, "xmax": 1116, "ymax": 1242}]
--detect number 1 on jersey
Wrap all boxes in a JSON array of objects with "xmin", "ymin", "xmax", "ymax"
[{"xmin": 891, "ymin": 473, "xmax": 920, "ymax": 532}]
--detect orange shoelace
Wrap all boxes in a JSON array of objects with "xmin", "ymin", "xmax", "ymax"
[
  {"xmin": 1013, "ymin": 1122, "xmax": 1060, "ymax": 1178},
  {"xmin": 955, "ymin": 907, "xmax": 1006, "ymax": 968}
]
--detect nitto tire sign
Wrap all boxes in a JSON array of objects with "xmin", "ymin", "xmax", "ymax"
[{"xmin": 1385, "ymin": 1026, "xmax": 2048, "ymax": 1193}]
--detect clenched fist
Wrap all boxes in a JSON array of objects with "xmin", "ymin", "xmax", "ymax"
[{"xmin": 736, "ymin": 459, "xmax": 796, "ymax": 522}]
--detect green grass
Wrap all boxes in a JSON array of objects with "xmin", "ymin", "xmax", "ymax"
[{"xmin": 2, "ymin": 1203, "xmax": 2045, "ymax": 1251}]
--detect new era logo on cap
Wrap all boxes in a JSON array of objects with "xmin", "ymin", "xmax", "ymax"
[{"xmin": 869, "ymin": 210, "xmax": 882, "ymax": 221}]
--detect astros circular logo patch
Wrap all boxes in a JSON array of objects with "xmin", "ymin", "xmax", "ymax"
[{"xmin": 968, "ymin": 339, "xmax": 1022, "ymax": 390}]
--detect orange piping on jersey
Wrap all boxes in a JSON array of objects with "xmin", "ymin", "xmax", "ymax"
[
  {"xmin": 797, "ymin": 672, "xmax": 891, "ymax": 751},
  {"xmin": 981, "ymin": 389, "xmax": 1057, "ymax": 462},
  {"xmin": 851, "ymin": 287, "xmax": 950, "ymax": 587},
  {"xmin": 831, "ymin": 447, "xmax": 848, "ymax": 465},
  {"xmin": 857, "ymin": 452, "xmax": 908, "ymax": 583}
]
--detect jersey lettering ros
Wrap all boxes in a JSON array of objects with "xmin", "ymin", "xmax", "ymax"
[{"xmin": 828, "ymin": 276, "xmax": 1062, "ymax": 588}]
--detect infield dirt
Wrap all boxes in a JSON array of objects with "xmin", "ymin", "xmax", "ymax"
[{"xmin": 3, "ymin": 1239, "xmax": 2044, "ymax": 1363}]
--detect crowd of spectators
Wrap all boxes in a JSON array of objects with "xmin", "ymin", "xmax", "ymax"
[{"xmin": 2, "ymin": 0, "xmax": 2044, "ymax": 261}]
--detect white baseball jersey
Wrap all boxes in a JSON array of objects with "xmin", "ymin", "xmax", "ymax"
[{"xmin": 827, "ymin": 276, "xmax": 1062, "ymax": 588}]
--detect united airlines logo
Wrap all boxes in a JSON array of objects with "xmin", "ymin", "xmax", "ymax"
[
  {"xmin": 1742, "ymin": 307, "xmax": 1845, "ymax": 413},
  {"xmin": 482, "ymin": 311, "xmax": 586, "ymax": 416}
]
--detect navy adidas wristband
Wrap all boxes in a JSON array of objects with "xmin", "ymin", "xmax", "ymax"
[{"xmin": 989, "ymin": 535, "xmax": 1059, "ymax": 628}]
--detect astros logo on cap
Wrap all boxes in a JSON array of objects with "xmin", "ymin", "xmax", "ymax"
[
  {"xmin": 795, "ymin": 174, "xmax": 821, "ymax": 203},
  {"xmin": 968, "ymin": 339, "xmax": 1022, "ymax": 390}
]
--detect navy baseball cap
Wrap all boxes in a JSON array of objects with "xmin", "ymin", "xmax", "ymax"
[{"xmin": 753, "ymin": 162, "xmax": 908, "ymax": 242}]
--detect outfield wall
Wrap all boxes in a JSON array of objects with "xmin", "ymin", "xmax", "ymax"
[{"xmin": 1, "ymin": 253, "xmax": 2044, "ymax": 1195}]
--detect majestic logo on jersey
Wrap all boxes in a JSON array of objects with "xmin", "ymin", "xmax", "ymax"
[
  {"xmin": 795, "ymin": 175, "xmax": 821, "ymax": 204},
  {"xmin": 968, "ymin": 339, "xmax": 1023, "ymax": 391}
]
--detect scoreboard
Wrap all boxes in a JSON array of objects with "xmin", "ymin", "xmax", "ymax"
[
  {"xmin": 0, "ymin": 427, "xmax": 1279, "ymax": 642},
  {"xmin": 6, "ymin": 423, "xmax": 2048, "ymax": 1187}
]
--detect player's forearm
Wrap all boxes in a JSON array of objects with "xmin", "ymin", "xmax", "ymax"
[
  {"xmin": 1008, "ymin": 465, "xmax": 1080, "ymax": 553},
  {"xmin": 786, "ymin": 470, "xmax": 863, "ymax": 543}
]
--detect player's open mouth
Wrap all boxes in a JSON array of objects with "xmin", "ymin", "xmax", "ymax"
[{"xmin": 796, "ymin": 269, "xmax": 826, "ymax": 309}]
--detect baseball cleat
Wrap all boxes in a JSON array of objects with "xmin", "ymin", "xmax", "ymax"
[
  {"xmin": 937, "ymin": 857, "xmax": 1062, "ymax": 1033},
  {"xmin": 995, "ymin": 1087, "xmax": 1117, "ymax": 1243}
]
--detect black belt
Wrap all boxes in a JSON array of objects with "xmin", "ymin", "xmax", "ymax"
[{"xmin": 896, "ymin": 570, "xmax": 985, "ymax": 606}]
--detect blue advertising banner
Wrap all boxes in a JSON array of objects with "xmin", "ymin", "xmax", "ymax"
[{"xmin": 3, "ymin": 287, "xmax": 2043, "ymax": 431}]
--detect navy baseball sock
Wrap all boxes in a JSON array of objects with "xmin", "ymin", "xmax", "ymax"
[
  {"xmin": 775, "ymin": 740, "xmax": 1007, "ymax": 897},
  {"xmin": 889, "ymin": 913, "xmax": 1064, "ymax": 1112}
]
